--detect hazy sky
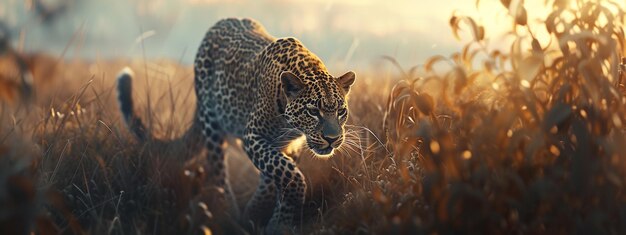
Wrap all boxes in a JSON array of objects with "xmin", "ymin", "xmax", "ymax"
[{"xmin": 1, "ymin": 0, "xmax": 558, "ymax": 72}]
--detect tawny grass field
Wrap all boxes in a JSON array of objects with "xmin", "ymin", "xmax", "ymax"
[{"xmin": 2, "ymin": 0, "xmax": 626, "ymax": 234}]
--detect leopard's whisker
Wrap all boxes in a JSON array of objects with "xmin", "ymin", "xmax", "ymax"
[{"xmin": 345, "ymin": 124, "xmax": 391, "ymax": 154}]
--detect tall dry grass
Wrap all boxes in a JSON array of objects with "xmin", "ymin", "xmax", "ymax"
[
  {"xmin": 0, "ymin": 57, "xmax": 246, "ymax": 234},
  {"xmin": 322, "ymin": 0, "xmax": 626, "ymax": 234}
]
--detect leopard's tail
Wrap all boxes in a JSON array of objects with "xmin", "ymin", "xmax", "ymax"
[
  {"xmin": 116, "ymin": 67, "xmax": 149, "ymax": 141},
  {"xmin": 116, "ymin": 67, "xmax": 203, "ymax": 147}
]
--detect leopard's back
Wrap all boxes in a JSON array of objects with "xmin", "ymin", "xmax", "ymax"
[{"xmin": 194, "ymin": 18, "xmax": 274, "ymax": 136}]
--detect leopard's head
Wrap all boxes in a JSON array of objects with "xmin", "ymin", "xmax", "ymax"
[{"xmin": 281, "ymin": 70, "xmax": 356, "ymax": 157}]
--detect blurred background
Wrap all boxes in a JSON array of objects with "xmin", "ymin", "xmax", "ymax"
[{"xmin": 0, "ymin": 0, "xmax": 562, "ymax": 73}]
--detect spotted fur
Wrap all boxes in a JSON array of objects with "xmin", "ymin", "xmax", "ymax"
[{"xmin": 117, "ymin": 18, "xmax": 356, "ymax": 233}]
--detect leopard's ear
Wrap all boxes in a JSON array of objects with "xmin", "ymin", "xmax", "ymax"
[
  {"xmin": 337, "ymin": 71, "xmax": 356, "ymax": 93},
  {"xmin": 281, "ymin": 71, "xmax": 305, "ymax": 101}
]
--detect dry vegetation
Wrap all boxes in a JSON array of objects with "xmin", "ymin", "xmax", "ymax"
[{"xmin": 2, "ymin": 0, "xmax": 626, "ymax": 234}]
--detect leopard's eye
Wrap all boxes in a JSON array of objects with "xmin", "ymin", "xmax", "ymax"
[
  {"xmin": 307, "ymin": 107, "xmax": 320, "ymax": 117},
  {"xmin": 337, "ymin": 108, "xmax": 347, "ymax": 117}
]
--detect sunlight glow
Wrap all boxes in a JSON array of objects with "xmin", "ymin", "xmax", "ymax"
[
  {"xmin": 462, "ymin": 150, "xmax": 472, "ymax": 160},
  {"xmin": 314, "ymin": 151, "xmax": 335, "ymax": 159},
  {"xmin": 284, "ymin": 135, "xmax": 307, "ymax": 157}
]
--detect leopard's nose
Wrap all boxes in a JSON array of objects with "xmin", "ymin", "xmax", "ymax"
[
  {"xmin": 321, "ymin": 118, "xmax": 341, "ymax": 146},
  {"xmin": 322, "ymin": 135, "xmax": 339, "ymax": 146}
]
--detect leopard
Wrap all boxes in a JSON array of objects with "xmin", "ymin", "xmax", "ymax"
[{"xmin": 116, "ymin": 18, "xmax": 356, "ymax": 233}]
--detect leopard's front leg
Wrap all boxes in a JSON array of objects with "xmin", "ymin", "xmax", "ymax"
[{"xmin": 243, "ymin": 134, "xmax": 306, "ymax": 234}]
